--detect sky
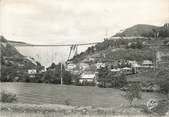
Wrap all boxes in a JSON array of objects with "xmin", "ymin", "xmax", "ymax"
[{"xmin": 0, "ymin": 0, "xmax": 169, "ymax": 44}]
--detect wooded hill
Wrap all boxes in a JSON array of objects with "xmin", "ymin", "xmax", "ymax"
[
  {"xmin": 0, "ymin": 35, "xmax": 41, "ymax": 82},
  {"xmin": 69, "ymin": 24, "xmax": 169, "ymax": 64}
]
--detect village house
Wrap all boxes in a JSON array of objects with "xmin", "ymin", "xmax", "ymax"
[
  {"xmin": 79, "ymin": 62, "xmax": 90, "ymax": 71},
  {"xmin": 128, "ymin": 60, "xmax": 140, "ymax": 67},
  {"xmin": 66, "ymin": 63, "xmax": 77, "ymax": 71},
  {"xmin": 71, "ymin": 69, "xmax": 80, "ymax": 75},
  {"xmin": 28, "ymin": 69, "xmax": 37, "ymax": 78},
  {"xmin": 122, "ymin": 67, "xmax": 133, "ymax": 74},
  {"xmin": 96, "ymin": 62, "xmax": 106, "ymax": 69},
  {"xmin": 82, "ymin": 57, "xmax": 95, "ymax": 63},
  {"xmin": 142, "ymin": 60, "xmax": 154, "ymax": 68},
  {"xmin": 39, "ymin": 69, "xmax": 46, "ymax": 73},
  {"xmin": 111, "ymin": 68, "xmax": 121, "ymax": 73},
  {"xmin": 128, "ymin": 60, "xmax": 139, "ymax": 67},
  {"xmin": 79, "ymin": 72, "xmax": 96, "ymax": 84}
]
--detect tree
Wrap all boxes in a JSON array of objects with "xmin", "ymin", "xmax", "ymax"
[
  {"xmin": 63, "ymin": 71, "xmax": 72, "ymax": 84},
  {"xmin": 97, "ymin": 66, "xmax": 127, "ymax": 88},
  {"xmin": 42, "ymin": 69, "xmax": 59, "ymax": 83},
  {"xmin": 116, "ymin": 73, "xmax": 127, "ymax": 88},
  {"xmin": 106, "ymin": 72, "xmax": 127, "ymax": 88},
  {"xmin": 42, "ymin": 63, "xmax": 73, "ymax": 84},
  {"xmin": 127, "ymin": 41, "xmax": 144, "ymax": 49},
  {"xmin": 0, "ymin": 65, "xmax": 18, "ymax": 82},
  {"xmin": 122, "ymin": 83, "xmax": 142, "ymax": 105},
  {"xmin": 47, "ymin": 62, "xmax": 56, "ymax": 70},
  {"xmin": 158, "ymin": 26, "xmax": 169, "ymax": 37},
  {"xmin": 97, "ymin": 66, "xmax": 109, "ymax": 87},
  {"xmin": 156, "ymin": 69, "xmax": 169, "ymax": 98},
  {"xmin": 36, "ymin": 61, "xmax": 44, "ymax": 73}
]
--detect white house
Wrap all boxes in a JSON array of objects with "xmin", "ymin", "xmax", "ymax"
[
  {"xmin": 111, "ymin": 68, "xmax": 121, "ymax": 72},
  {"xmin": 28, "ymin": 69, "xmax": 37, "ymax": 78},
  {"xmin": 122, "ymin": 67, "xmax": 133, "ymax": 74},
  {"xmin": 28, "ymin": 69, "xmax": 37, "ymax": 74},
  {"xmin": 66, "ymin": 63, "xmax": 77, "ymax": 71},
  {"xmin": 142, "ymin": 60, "xmax": 154, "ymax": 68},
  {"xmin": 79, "ymin": 73, "xmax": 96, "ymax": 84},
  {"xmin": 82, "ymin": 57, "xmax": 95, "ymax": 63},
  {"xmin": 96, "ymin": 62, "xmax": 106, "ymax": 69},
  {"xmin": 79, "ymin": 63, "xmax": 89, "ymax": 71},
  {"xmin": 128, "ymin": 60, "xmax": 140, "ymax": 68}
]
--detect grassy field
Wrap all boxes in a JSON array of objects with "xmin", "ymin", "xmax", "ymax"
[{"xmin": 0, "ymin": 82, "xmax": 165, "ymax": 108}]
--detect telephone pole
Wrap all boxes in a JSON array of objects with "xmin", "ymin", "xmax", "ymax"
[{"xmin": 60, "ymin": 63, "xmax": 63, "ymax": 85}]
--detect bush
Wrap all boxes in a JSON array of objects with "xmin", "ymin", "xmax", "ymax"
[
  {"xmin": 0, "ymin": 91, "xmax": 17, "ymax": 103},
  {"xmin": 97, "ymin": 67, "xmax": 127, "ymax": 88},
  {"xmin": 122, "ymin": 83, "xmax": 142, "ymax": 105},
  {"xmin": 64, "ymin": 99, "xmax": 72, "ymax": 105},
  {"xmin": 77, "ymin": 81, "xmax": 96, "ymax": 86},
  {"xmin": 156, "ymin": 68, "xmax": 169, "ymax": 98},
  {"xmin": 127, "ymin": 41, "xmax": 144, "ymax": 49},
  {"xmin": 145, "ymin": 99, "xmax": 169, "ymax": 116}
]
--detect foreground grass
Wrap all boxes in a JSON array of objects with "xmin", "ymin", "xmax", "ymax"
[
  {"xmin": 0, "ymin": 111, "xmax": 158, "ymax": 117},
  {"xmin": 1, "ymin": 103, "xmax": 169, "ymax": 117},
  {"xmin": 0, "ymin": 82, "xmax": 168, "ymax": 116},
  {"xmin": 0, "ymin": 82, "xmax": 165, "ymax": 108},
  {"xmin": 0, "ymin": 103, "xmax": 153, "ymax": 117}
]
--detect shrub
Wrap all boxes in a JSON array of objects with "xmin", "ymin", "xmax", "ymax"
[
  {"xmin": 64, "ymin": 99, "xmax": 72, "ymax": 105},
  {"xmin": 97, "ymin": 67, "xmax": 127, "ymax": 88},
  {"xmin": 146, "ymin": 99, "xmax": 169, "ymax": 116},
  {"xmin": 0, "ymin": 91, "xmax": 17, "ymax": 103},
  {"xmin": 122, "ymin": 83, "xmax": 142, "ymax": 105},
  {"xmin": 156, "ymin": 68, "xmax": 169, "ymax": 98}
]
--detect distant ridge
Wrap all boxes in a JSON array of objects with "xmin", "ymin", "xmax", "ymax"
[
  {"xmin": 113, "ymin": 24, "xmax": 160, "ymax": 37},
  {"xmin": 0, "ymin": 36, "xmax": 23, "ymax": 58},
  {"xmin": 0, "ymin": 35, "xmax": 37, "ymax": 66},
  {"xmin": 9, "ymin": 40, "xmax": 31, "ymax": 46}
]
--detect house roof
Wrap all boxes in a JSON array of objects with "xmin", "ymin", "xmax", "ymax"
[
  {"xmin": 142, "ymin": 60, "xmax": 153, "ymax": 65},
  {"xmin": 67, "ymin": 63, "xmax": 76, "ymax": 67},
  {"xmin": 81, "ymin": 74, "xmax": 95, "ymax": 79},
  {"xmin": 111, "ymin": 68, "xmax": 121, "ymax": 72},
  {"xmin": 122, "ymin": 67, "xmax": 132, "ymax": 70}
]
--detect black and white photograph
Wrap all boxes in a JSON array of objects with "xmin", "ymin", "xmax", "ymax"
[{"xmin": 0, "ymin": 0, "xmax": 169, "ymax": 116}]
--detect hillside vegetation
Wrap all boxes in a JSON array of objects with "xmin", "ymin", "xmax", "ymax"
[
  {"xmin": 114, "ymin": 24, "xmax": 159, "ymax": 37},
  {"xmin": 70, "ymin": 24, "xmax": 169, "ymax": 64},
  {"xmin": 0, "ymin": 36, "xmax": 23, "ymax": 58},
  {"xmin": 0, "ymin": 35, "xmax": 40, "ymax": 82}
]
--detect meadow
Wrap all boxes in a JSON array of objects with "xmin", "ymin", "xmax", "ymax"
[{"xmin": 0, "ymin": 82, "xmax": 164, "ymax": 108}]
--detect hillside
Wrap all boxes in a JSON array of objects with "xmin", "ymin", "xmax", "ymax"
[
  {"xmin": 113, "ymin": 24, "xmax": 160, "ymax": 37},
  {"xmin": 0, "ymin": 36, "xmax": 23, "ymax": 58},
  {"xmin": 70, "ymin": 38, "xmax": 156, "ymax": 64},
  {"xmin": 0, "ymin": 35, "xmax": 38, "ymax": 66},
  {"xmin": 69, "ymin": 24, "xmax": 169, "ymax": 64},
  {"xmin": 0, "ymin": 35, "xmax": 40, "ymax": 82}
]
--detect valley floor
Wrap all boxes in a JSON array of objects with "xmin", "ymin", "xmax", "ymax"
[{"xmin": 0, "ymin": 82, "xmax": 168, "ymax": 116}]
